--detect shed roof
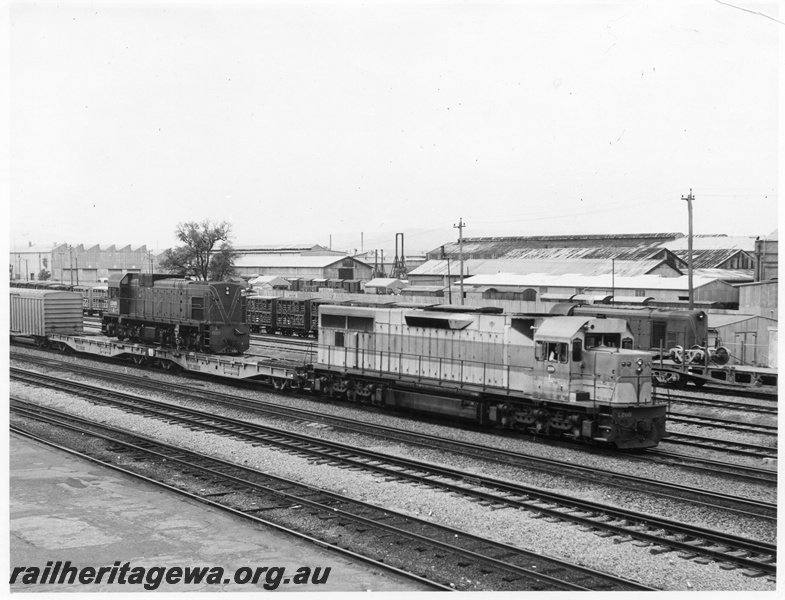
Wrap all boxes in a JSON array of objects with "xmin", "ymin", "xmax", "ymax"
[
  {"xmin": 248, "ymin": 275, "xmax": 290, "ymax": 287},
  {"xmin": 234, "ymin": 244, "xmax": 330, "ymax": 252},
  {"xmin": 434, "ymin": 233, "xmax": 682, "ymax": 253},
  {"xmin": 660, "ymin": 235, "xmax": 757, "ymax": 252},
  {"xmin": 364, "ymin": 278, "xmax": 407, "ymax": 289},
  {"xmin": 461, "ymin": 272, "xmax": 732, "ymax": 291},
  {"xmin": 692, "ymin": 268, "xmax": 754, "ymax": 282},
  {"xmin": 234, "ymin": 255, "xmax": 370, "ymax": 268},
  {"xmin": 671, "ymin": 248, "xmax": 754, "ymax": 269},
  {"xmin": 494, "ymin": 246, "xmax": 681, "ymax": 263},
  {"xmin": 409, "ymin": 258, "xmax": 677, "ymax": 278}
]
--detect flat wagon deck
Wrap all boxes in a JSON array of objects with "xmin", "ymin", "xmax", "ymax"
[{"xmin": 17, "ymin": 331, "xmax": 307, "ymax": 389}]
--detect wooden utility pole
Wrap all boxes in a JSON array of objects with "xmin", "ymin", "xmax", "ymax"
[
  {"xmin": 454, "ymin": 218, "xmax": 466, "ymax": 305},
  {"xmin": 682, "ymin": 189, "xmax": 695, "ymax": 309}
]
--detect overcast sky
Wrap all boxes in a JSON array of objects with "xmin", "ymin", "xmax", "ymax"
[{"xmin": 8, "ymin": 1, "xmax": 780, "ymax": 255}]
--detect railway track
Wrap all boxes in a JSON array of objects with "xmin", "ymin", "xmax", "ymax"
[
  {"xmin": 12, "ymin": 350, "xmax": 777, "ymax": 489},
  {"xmin": 667, "ymin": 411, "xmax": 777, "ymax": 436},
  {"xmin": 10, "ymin": 366, "xmax": 777, "ymax": 578},
  {"xmin": 12, "ymin": 351, "xmax": 777, "ymax": 487},
  {"xmin": 661, "ymin": 392, "xmax": 777, "ymax": 415},
  {"xmin": 661, "ymin": 431, "xmax": 778, "ymax": 460},
  {"xmin": 656, "ymin": 384, "xmax": 777, "ymax": 402},
  {"xmin": 11, "ymin": 401, "xmax": 653, "ymax": 592}
]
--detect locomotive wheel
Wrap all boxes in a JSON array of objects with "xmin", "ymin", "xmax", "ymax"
[{"xmin": 690, "ymin": 378, "xmax": 706, "ymax": 388}]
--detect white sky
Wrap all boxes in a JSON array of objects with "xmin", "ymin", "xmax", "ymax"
[{"xmin": 7, "ymin": 0, "xmax": 781, "ymax": 255}]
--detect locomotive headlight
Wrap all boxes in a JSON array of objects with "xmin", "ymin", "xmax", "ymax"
[
  {"xmin": 636, "ymin": 358, "xmax": 643, "ymax": 366},
  {"xmin": 225, "ymin": 287, "xmax": 230, "ymax": 295}
]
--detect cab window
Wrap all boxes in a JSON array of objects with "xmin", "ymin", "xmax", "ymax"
[
  {"xmin": 571, "ymin": 339, "xmax": 583, "ymax": 362},
  {"xmin": 536, "ymin": 341, "xmax": 568, "ymax": 363},
  {"xmin": 585, "ymin": 334, "xmax": 621, "ymax": 348}
]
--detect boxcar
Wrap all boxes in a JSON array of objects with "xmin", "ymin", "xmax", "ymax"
[{"xmin": 10, "ymin": 289, "xmax": 84, "ymax": 342}]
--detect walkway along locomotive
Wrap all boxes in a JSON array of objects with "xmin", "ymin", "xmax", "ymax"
[
  {"xmin": 101, "ymin": 273, "xmax": 250, "ymax": 355},
  {"xmin": 310, "ymin": 304, "xmax": 665, "ymax": 449}
]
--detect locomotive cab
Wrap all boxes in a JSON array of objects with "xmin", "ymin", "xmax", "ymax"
[{"xmin": 533, "ymin": 317, "xmax": 652, "ymax": 405}]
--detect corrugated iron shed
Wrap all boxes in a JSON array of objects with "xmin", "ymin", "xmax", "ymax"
[
  {"xmin": 499, "ymin": 246, "xmax": 677, "ymax": 261},
  {"xmin": 429, "ymin": 233, "xmax": 683, "ymax": 258},
  {"xmin": 693, "ymin": 268, "xmax": 754, "ymax": 282},
  {"xmin": 671, "ymin": 248, "xmax": 754, "ymax": 269},
  {"xmin": 461, "ymin": 272, "xmax": 730, "ymax": 291},
  {"xmin": 660, "ymin": 235, "xmax": 757, "ymax": 251},
  {"xmin": 408, "ymin": 258, "xmax": 678, "ymax": 278},
  {"xmin": 234, "ymin": 255, "xmax": 370, "ymax": 268},
  {"xmin": 364, "ymin": 278, "xmax": 407, "ymax": 289}
]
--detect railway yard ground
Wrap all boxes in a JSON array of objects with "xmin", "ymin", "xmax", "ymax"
[
  {"xmin": 8, "ymin": 341, "xmax": 779, "ymax": 593},
  {"xmin": 9, "ymin": 435, "xmax": 423, "ymax": 592}
]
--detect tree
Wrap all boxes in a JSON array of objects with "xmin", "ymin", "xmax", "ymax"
[
  {"xmin": 158, "ymin": 220, "xmax": 237, "ymax": 281},
  {"xmin": 37, "ymin": 269, "xmax": 51, "ymax": 281},
  {"xmin": 208, "ymin": 243, "xmax": 239, "ymax": 281}
]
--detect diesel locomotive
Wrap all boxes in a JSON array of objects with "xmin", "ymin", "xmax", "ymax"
[
  {"xmin": 101, "ymin": 273, "xmax": 250, "ymax": 355},
  {"xmin": 552, "ymin": 303, "xmax": 709, "ymax": 353},
  {"xmin": 311, "ymin": 304, "xmax": 665, "ymax": 449}
]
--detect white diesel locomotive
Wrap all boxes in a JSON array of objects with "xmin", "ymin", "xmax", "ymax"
[{"xmin": 313, "ymin": 304, "xmax": 666, "ymax": 449}]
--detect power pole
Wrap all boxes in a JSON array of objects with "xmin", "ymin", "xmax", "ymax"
[
  {"xmin": 454, "ymin": 218, "xmax": 466, "ymax": 305},
  {"xmin": 682, "ymin": 189, "xmax": 695, "ymax": 310},
  {"xmin": 611, "ymin": 258, "xmax": 615, "ymax": 301}
]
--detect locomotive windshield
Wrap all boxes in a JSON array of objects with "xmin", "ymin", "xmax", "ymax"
[
  {"xmin": 585, "ymin": 333, "xmax": 620, "ymax": 348},
  {"xmin": 584, "ymin": 333, "xmax": 634, "ymax": 349}
]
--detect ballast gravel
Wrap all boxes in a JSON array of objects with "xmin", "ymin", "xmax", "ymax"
[{"xmin": 9, "ymin": 354, "xmax": 776, "ymax": 592}]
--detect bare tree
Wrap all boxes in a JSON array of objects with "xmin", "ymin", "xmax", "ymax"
[{"xmin": 159, "ymin": 220, "xmax": 237, "ymax": 281}]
